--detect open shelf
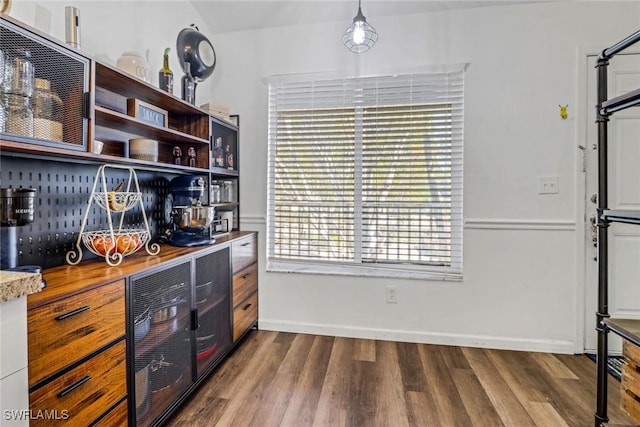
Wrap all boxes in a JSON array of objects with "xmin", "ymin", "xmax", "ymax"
[
  {"xmin": 0, "ymin": 139, "xmax": 210, "ymax": 175},
  {"xmin": 602, "ymin": 210, "xmax": 640, "ymax": 225},
  {"xmin": 603, "ymin": 318, "xmax": 640, "ymax": 348},
  {"xmin": 95, "ymin": 61, "xmax": 206, "ymax": 116},
  {"xmin": 601, "ymin": 87, "xmax": 640, "ymax": 115},
  {"xmin": 210, "ymin": 167, "xmax": 239, "ymax": 177},
  {"xmin": 95, "ymin": 106, "xmax": 210, "ymax": 146}
]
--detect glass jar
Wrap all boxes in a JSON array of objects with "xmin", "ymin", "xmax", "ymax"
[
  {"xmin": 222, "ymin": 181, "xmax": 233, "ymax": 203},
  {"xmin": 33, "ymin": 78, "xmax": 64, "ymax": 141},
  {"xmin": 3, "ymin": 49, "xmax": 34, "ymax": 97},
  {"xmin": 5, "ymin": 93, "xmax": 34, "ymax": 137},
  {"xmin": 0, "ymin": 93, "xmax": 6, "ymax": 133},
  {"xmin": 210, "ymin": 184, "xmax": 220, "ymax": 204},
  {"xmin": 0, "ymin": 49, "xmax": 6, "ymax": 91}
]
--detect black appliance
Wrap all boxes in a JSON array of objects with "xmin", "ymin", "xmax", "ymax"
[
  {"xmin": 164, "ymin": 176, "xmax": 215, "ymax": 247},
  {"xmin": 1, "ymin": 187, "xmax": 45, "ymax": 287}
]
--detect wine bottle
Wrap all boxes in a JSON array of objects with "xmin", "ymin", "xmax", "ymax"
[
  {"xmin": 159, "ymin": 47, "xmax": 173, "ymax": 94},
  {"xmin": 225, "ymin": 144, "xmax": 234, "ymax": 170},
  {"xmin": 181, "ymin": 62, "xmax": 196, "ymax": 104},
  {"xmin": 214, "ymin": 137, "xmax": 224, "ymax": 168}
]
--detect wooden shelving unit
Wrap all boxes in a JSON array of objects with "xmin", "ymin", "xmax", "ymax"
[{"xmin": 1, "ymin": 14, "xmax": 254, "ymax": 427}]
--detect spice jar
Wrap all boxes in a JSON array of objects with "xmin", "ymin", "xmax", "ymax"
[
  {"xmin": 5, "ymin": 93, "xmax": 34, "ymax": 137},
  {"xmin": 32, "ymin": 78, "xmax": 63, "ymax": 141}
]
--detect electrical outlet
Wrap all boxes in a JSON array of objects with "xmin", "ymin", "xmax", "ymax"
[
  {"xmin": 386, "ymin": 285, "xmax": 398, "ymax": 304},
  {"xmin": 538, "ymin": 175, "xmax": 559, "ymax": 194}
]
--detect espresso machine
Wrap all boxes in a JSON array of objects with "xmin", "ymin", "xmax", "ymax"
[
  {"xmin": 1, "ymin": 187, "xmax": 45, "ymax": 287},
  {"xmin": 163, "ymin": 176, "xmax": 216, "ymax": 247}
]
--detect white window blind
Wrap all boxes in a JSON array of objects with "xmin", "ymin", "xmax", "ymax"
[{"xmin": 267, "ymin": 69, "xmax": 464, "ymax": 280}]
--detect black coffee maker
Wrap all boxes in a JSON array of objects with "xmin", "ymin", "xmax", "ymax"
[{"xmin": 1, "ymin": 187, "xmax": 45, "ymax": 286}]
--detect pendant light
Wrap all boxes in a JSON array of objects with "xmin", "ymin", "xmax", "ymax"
[{"xmin": 342, "ymin": 0, "xmax": 378, "ymax": 53}]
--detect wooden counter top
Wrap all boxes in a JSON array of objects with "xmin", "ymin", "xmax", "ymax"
[
  {"xmin": 28, "ymin": 231, "xmax": 255, "ymax": 310},
  {"xmin": 0, "ymin": 270, "xmax": 42, "ymax": 302}
]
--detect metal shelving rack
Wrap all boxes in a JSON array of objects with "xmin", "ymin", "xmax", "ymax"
[{"xmin": 594, "ymin": 29, "xmax": 640, "ymax": 427}]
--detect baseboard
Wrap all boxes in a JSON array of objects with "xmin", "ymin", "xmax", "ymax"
[{"xmin": 258, "ymin": 319, "xmax": 576, "ymax": 354}]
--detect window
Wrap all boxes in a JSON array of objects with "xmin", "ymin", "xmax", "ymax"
[{"xmin": 267, "ymin": 68, "xmax": 465, "ymax": 280}]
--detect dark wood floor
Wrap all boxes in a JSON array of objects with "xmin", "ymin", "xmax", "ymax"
[{"xmin": 167, "ymin": 330, "xmax": 637, "ymax": 427}]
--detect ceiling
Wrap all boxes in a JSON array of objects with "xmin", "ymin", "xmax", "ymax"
[{"xmin": 190, "ymin": 0, "xmax": 535, "ymax": 34}]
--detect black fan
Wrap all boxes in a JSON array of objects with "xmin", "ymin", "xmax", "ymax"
[{"xmin": 176, "ymin": 24, "xmax": 216, "ymax": 100}]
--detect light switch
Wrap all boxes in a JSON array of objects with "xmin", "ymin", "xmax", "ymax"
[{"xmin": 538, "ymin": 175, "xmax": 559, "ymax": 194}]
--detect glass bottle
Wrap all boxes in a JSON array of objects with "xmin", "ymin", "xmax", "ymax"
[
  {"xmin": 5, "ymin": 93, "xmax": 33, "ymax": 137},
  {"xmin": 187, "ymin": 146, "xmax": 196, "ymax": 167},
  {"xmin": 33, "ymin": 78, "xmax": 64, "ymax": 141},
  {"xmin": 173, "ymin": 146, "xmax": 182, "ymax": 165},
  {"xmin": 214, "ymin": 137, "xmax": 224, "ymax": 168},
  {"xmin": 158, "ymin": 47, "xmax": 173, "ymax": 94},
  {"xmin": 181, "ymin": 62, "xmax": 195, "ymax": 105},
  {"xmin": 224, "ymin": 144, "xmax": 234, "ymax": 170}
]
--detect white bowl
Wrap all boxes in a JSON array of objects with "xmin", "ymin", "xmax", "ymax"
[{"xmin": 129, "ymin": 138, "xmax": 158, "ymax": 162}]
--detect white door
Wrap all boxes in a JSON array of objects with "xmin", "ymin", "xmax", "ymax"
[{"xmin": 584, "ymin": 53, "xmax": 640, "ymax": 353}]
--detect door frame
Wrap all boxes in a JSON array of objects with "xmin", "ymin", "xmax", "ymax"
[{"xmin": 576, "ymin": 47, "xmax": 640, "ymax": 353}]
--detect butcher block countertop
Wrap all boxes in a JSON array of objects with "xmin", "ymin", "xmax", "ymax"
[
  {"xmin": 0, "ymin": 270, "xmax": 42, "ymax": 302},
  {"xmin": 27, "ymin": 231, "xmax": 254, "ymax": 310}
]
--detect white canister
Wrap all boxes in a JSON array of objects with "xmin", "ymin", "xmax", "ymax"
[
  {"xmin": 116, "ymin": 51, "xmax": 150, "ymax": 83},
  {"xmin": 129, "ymin": 138, "xmax": 158, "ymax": 162}
]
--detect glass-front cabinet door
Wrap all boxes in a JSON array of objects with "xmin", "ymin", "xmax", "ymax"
[
  {"xmin": 130, "ymin": 260, "xmax": 192, "ymax": 426},
  {"xmin": 194, "ymin": 247, "xmax": 231, "ymax": 376}
]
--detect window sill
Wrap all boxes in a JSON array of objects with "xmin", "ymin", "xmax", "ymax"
[{"xmin": 266, "ymin": 259, "xmax": 463, "ymax": 282}]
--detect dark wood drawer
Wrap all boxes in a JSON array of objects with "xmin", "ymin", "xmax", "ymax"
[
  {"xmin": 92, "ymin": 398, "xmax": 128, "ymax": 427},
  {"xmin": 232, "ymin": 262, "xmax": 257, "ymax": 309},
  {"xmin": 233, "ymin": 292, "xmax": 257, "ymax": 341},
  {"xmin": 29, "ymin": 340, "xmax": 127, "ymax": 426},
  {"xmin": 231, "ymin": 234, "xmax": 257, "ymax": 273},
  {"xmin": 28, "ymin": 280, "xmax": 125, "ymax": 386}
]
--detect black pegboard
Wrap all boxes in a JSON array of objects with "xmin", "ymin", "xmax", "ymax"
[{"xmin": 0, "ymin": 156, "xmax": 172, "ymax": 269}]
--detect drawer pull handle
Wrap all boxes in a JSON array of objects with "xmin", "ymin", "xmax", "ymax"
[
  {"xmin": 55, "ymin": 305, "xmax": 90, "ymax": 321},
  {"xmin": 243, "ymin": 303, "xmax": 252, "ymax": 311},
  {"xmin": 241, "ymin": 242, "xmax": 250, "ymax": 247},
  {"xmin": 57, "ymin": 375, "xmax": 92, "ymax": 398},
  {"xmin": 242, "ymin": 273, "xmax": 251, "ymax": 279}
]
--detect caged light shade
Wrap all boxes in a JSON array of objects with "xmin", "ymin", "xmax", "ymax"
[{"xmin": 342, "ymin": 0, "xmax": 378, "ymax": 53}]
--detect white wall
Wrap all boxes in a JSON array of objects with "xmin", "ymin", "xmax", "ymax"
[
  {"xmin": 8, "ymin": 1, "xmax": 640, "ymax": 353},
  {"xmin": 206, "ymin": 1, "xmax": 640, "ymax": 354}
]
